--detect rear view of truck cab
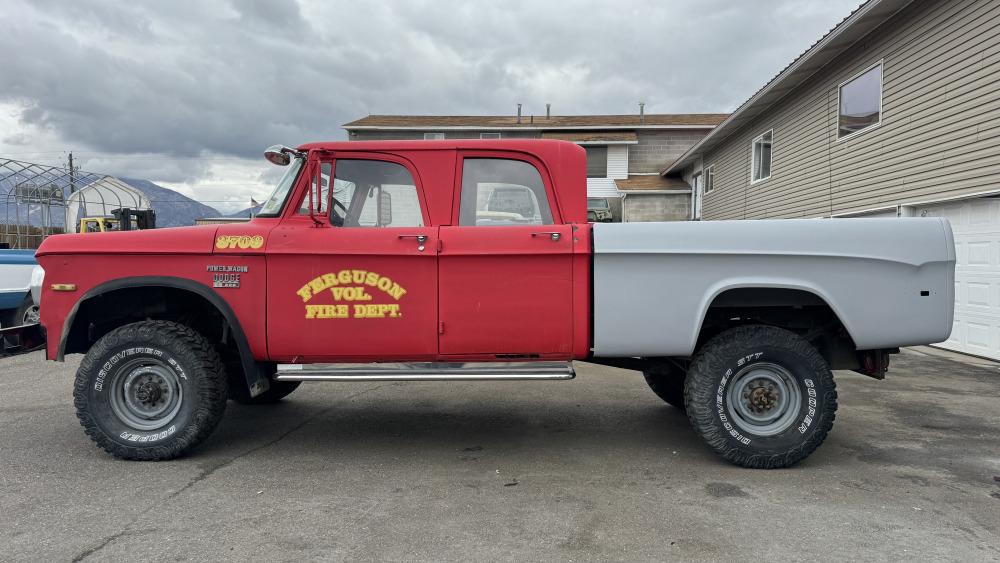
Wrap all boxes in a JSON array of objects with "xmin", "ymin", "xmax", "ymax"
[{"xmin": 35, "ymin": 139, "xmax": 955, "ymax": 469}]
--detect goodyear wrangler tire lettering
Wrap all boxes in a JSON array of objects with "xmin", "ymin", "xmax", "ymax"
[
  {"xmin": 684, "ymin": 325, "xmax": 838, "ymax": 469},
  {"xmin": 73, "ymin": 320, "xmax": 228, "ymax": 461}
]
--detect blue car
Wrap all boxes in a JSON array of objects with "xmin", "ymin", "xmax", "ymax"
[{"xmin": 0, "ymin": 250, "xmax": 42, "ymax": 328}]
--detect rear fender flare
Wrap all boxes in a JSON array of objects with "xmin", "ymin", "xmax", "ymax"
[{"xmin": 693, "ymin": 279, "xmax": 858, "ymax": 353}]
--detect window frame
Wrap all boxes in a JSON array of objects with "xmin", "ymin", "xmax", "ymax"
[
  {"xmin": 749, "ymin": 129, "xmax": 773, "ymax": 185},
  {"xmin": 704, "ymin": 165, "xmax": 716, "ymax": 194},
  {"xmin": 480, "ymin": 132, "xmax": 501, "ymax": 139},
  {"xmin": 423, "ymin": 132, "xmax": 445, "ymax": 140},
  {"xmin": 288, "ymin": 151, "xmax": 431, "ymax": 227},
  {"xmin": 836, "ymin": 59, "xmax": 884, "ymax": 142},
  {"xmin": 584, "ymin": 145, "xmax": 609, "ymax": 178},
  {"xmin": 451, "ymin": 151, "xmax": 563, "ymax": 226}
]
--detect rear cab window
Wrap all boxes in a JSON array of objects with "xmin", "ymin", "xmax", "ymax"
[{"xmin": 459, "ymin": 158, "xmax": 554, "ymax": 226}]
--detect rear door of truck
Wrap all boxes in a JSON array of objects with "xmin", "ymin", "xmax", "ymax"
[{"xmin": 437, "ymin": 151, "xmax": 575, "ymax": 357}]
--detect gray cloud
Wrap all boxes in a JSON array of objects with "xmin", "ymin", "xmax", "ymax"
[{"xmin": 1, "ymin": 0, "xmax": 860, "ymax": 198}]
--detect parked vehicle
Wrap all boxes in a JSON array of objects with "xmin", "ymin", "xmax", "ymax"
[
  {"xmin": 587, "ymin": 197, "xmax": 612, "ymax": 222},
  {"xmin": 0, "ymin": 250, "xmax": 41, "ymax": 327},
  {"xmin": 36, "ymin": 140, "xmax": 956, "ymax": 467}
]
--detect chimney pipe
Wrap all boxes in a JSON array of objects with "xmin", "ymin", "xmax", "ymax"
[
  {"xmin": 546, "ymin": 103, "xmax": 551, "ymax": 119},
  {"xmin": 639, "ymin": 102, "xmax": 645, "ymax": 124},
  {"xmin": 517, "ymin": 103, "xmax": 522, "ymax": 124}
]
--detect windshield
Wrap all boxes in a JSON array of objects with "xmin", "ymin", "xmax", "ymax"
[{"xmin": 257, "ymin": 157, "xmax": 304, "ymax": 216}]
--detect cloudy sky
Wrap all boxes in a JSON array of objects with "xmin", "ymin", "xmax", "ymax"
[{"xmin": 2, "ymin": 0, "xmax": 859, "ymax": 213}]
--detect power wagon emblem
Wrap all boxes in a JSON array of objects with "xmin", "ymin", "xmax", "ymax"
[
  {"xmin": 216, "ymin": 235, "xmax": 264, "ymax": 250},
  {"xmin": 298, "ymin": 270, "xmax": 407, "ymax": 319}
]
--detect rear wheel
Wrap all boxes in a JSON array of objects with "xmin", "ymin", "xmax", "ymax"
[
  {"xmin": 642, "ymin": 360, "xmax": 686, "ymax": 411},
  {"xmin": 73, "ymin": 320, "xmax": 228, "ymax": 460},
  {"xmin": 685, "ymin": 325, "xmax": 837, "ymax": 469}
]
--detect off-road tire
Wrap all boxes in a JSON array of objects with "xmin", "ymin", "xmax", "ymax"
[
  {"xmin": 642, "ymin": 360, "xmax": 686, "ymax": 411},
  {"xmin": 229, "ymin": 380, "xmax": 301, "ymax": 405},
  {"xmin": 73, "ymin": 320, "xmax": 228, "ymax": 460},
  {"xmin": 685, "ymin": 325, "xmax": 837, "ymax": 469}
]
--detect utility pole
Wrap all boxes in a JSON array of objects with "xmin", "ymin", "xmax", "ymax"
[{"xmin": 68, "ymin": 152, "xmax": 76, "ymax": 193}]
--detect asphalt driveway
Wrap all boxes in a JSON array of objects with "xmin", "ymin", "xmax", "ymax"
[{"xmin": 1, "ymin": 349, "xmax": 998, "ymax": 561}]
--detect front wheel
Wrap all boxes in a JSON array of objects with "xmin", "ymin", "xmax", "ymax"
[
  {"xmin": 685, "ymin": 325, "xmax": 837, "ymax": 469},
  {"xmin": 73, "ymin": 320, "xmax": 229, "ymax": 460}
]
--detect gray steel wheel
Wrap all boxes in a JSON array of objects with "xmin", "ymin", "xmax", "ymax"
[
  {"xmin": 725, "ymin": 362, "xmax": 802, "ymax": 437},
  {"xmin": 109, "ymin": 359, "xmax": 184, "ymax": 431},
  {"xmin": 21, "ymin": 304, "xmax": 40, "ymax": 325}
]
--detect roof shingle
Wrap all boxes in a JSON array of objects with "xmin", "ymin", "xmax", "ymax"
[{"xmin": 344, "ymin": 114, "xmax": 728, "ymax": 129}]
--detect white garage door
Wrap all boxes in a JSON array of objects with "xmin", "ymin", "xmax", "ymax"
[{"xmin": 918, "ymin": 197, "xmax": 1000, "ymax": 360}]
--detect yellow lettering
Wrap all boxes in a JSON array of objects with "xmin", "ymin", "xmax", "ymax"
[
  {"xmin": 365, "ymin": 272, "xmax": 379, "ymax": 286},
  {"xmin": 388, "ymin": 283, "xmax": 406, "ymax": 301},
  {"xmin": 337, "ymin": 270, "xmax": 351, "ymax": 284},
  {"xmin": 377, "ymin": 277, "xmax": 391, "ymax": 292},
  {"xmin": 297, "ymin": 286, "xmax": 313, "ymax": 302},
  {"xmin": 322, "ymin": 273, "xmax": 338, "ymax": 288},
  {"xmin": 309, "ymin": 278, "xmax": 325, "ymax": 295}
]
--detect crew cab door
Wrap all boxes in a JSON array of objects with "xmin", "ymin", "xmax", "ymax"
[
  {"xmin": 438, "ymin": 153, "xmax": 574, "ymax": 357},
  {"xmin": 266, "ymin": 155, "xmax": 438, "ymax": 361}
]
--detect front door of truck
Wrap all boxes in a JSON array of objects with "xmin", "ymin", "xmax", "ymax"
[
  {"xmin": 438, "ymin": 153, "xmax": 575, "ymax": 357},
  {"xmin": 266, "ymin": 155, "xmax": 438, "ymax": 361}
]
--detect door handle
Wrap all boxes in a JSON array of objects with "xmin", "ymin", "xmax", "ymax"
[
  {"xmin": 531, "ymin": 231, "xmax": 561, "ymax": 242},
  {"xmin": 398, "ymin": 234, "xmax": 428, "ymax": 251}
]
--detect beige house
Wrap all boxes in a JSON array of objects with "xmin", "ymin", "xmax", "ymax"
[
  {"xmin": 665, "ymin": 0, "xmax": 1000, "ymax": 360},
  {"xmin": 343, "ymin": 111, "xmax": 726, "ymax": 222}
]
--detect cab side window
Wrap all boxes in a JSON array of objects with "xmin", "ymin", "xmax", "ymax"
[
  {"xmin": 459, "ymin": 158, "xmax": 553, "ymax": 226},
  {"xmin": 331, "ymin": 160, "xmax": 424, "ymax": 228}
]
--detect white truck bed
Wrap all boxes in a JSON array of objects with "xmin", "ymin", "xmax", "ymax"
[{"xmin": 591, "ymin": 218, "xmax": 955, "ymax": 357}]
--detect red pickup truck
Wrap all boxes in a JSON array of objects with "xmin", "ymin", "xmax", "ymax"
[{"xmin": 36, "ymin": 140, "xmax": 955, "ymax": 468}]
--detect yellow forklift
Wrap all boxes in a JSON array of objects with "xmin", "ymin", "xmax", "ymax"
[{"xmin": 79, "ymin": 208, "xmax": 156, "ymax": 234}]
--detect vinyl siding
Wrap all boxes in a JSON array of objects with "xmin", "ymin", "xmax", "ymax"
[
  {"xmin": 697, "ymin": 0, "xmax": 1000, "ymax": 220},
  {"xmin": 607, "ymin": 145, "xmax": 629, "ymax": 179}
]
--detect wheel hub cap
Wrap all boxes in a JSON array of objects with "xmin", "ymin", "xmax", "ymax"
[
  {"xmin": 726, "ymin": 362, "xmax": 802, "ymax": 437},
  {"xmin": 110, "ymin": 361, "xmax": 183, "ymax": 431}
]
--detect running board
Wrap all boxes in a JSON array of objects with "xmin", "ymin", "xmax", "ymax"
[{"xmin": 275, "ymin": 361, "xmax": 576, "ymax": 382}]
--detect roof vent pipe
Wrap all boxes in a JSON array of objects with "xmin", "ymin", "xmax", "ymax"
[
  {"xmin": 546, "ymin": 104, "xmax": 551, "ymax": 119},
  {"xmin": 639, "ymin": 102, "xmax": 645, "ymax": 124},
  {"xmin": 517, "ymin": 103, "xmax": 522, "ymax": 124}
]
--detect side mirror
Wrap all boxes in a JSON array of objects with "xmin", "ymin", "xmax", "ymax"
[
  {"xmin": 379, "ymin": 190, "xmax": 392, "ymax": 226},
  {"xmin": 264, "ymin": 145, "xmax": 292, "ymax": 166}
]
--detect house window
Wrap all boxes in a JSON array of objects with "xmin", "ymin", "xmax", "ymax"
[
  {"xmin": 423, "ymin": 132, "xmax": 445, "ymax": 140},
  {"xmin": 751, "ymin": 130, "xmax": 772, "ymax": 183},
  {"xmin": 705, "ymin": 165, "xmax": 716, "ymax": 193},
  {"xmin": 584, "ymin": 146, "xmax": 608, "ymax": 178},
  {"xmin": 838, "ymin": 61, "xmax": 883, "ymax": 139},
  {"xmin": 480, "ymin": 132, "xmax": 501, "ymax": 139}
]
